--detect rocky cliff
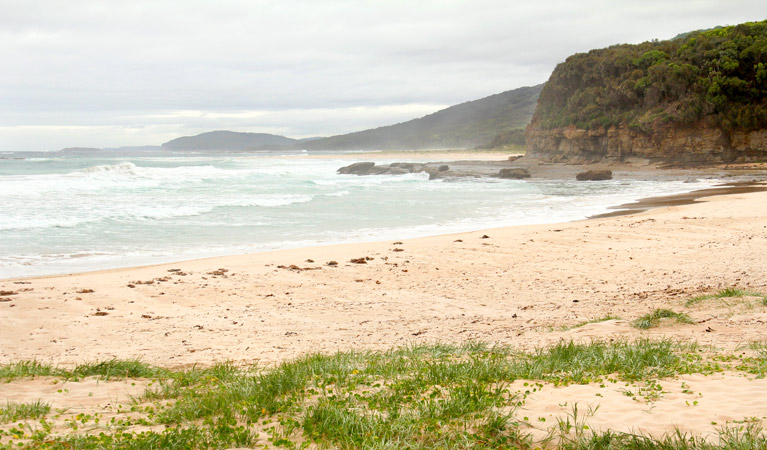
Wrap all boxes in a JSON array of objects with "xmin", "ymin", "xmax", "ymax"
[
  {"xmin": 526, "ymin": 121, "xmax": 767, "ymax": 164},
  {"xmin": 526, "ymin": 20, "xmax": 767, "ymax": 165}
]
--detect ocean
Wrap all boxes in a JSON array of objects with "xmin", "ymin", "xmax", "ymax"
[{"xmin": 0, "ymin": 149, "xmax": 720, "ymax": 278}]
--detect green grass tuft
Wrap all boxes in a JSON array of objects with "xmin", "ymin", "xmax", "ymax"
[
  {"xmin": 70, "ymin": 359, "xmax": 169, "ymax": 380},
  {"xmin": 559, "ymin": 423, "xmax": 767, "ymax": 449},
  {"xmin": 0, "ymin": 361, "xmax": 63, "ymax": 381},
  {"xmin": 0, "ymin": 400, "xmax": 50, "ymax": 423},
  {"xmin": 632, "ymin": 309, "xmax": 694, "ymax": 329},
  {"xmin": 686, "ymin": 287, "xmax": 766, "ymax": 306}
]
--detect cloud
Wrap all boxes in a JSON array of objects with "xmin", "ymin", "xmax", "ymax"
[{"xmin": 1, "ymin": 0, "xmax": 766, "ymax": 150}]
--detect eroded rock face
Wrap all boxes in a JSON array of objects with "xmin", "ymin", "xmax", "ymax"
[
  {"xmin": 576, "ymin": 170, "xmax": 612, "ymax": 181},
  {"xmin": 526, "ymin": 123, "xmax": 767, "ymax": 164}
]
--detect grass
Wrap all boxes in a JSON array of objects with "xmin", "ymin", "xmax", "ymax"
[
  {"xmin": 685, "ymin": 287, "xmax": 767, "ymax": 307},
  {"xmin": 632, "ymin": 309, "xmax": 694, "ymax": 329},
  {"xmin": 735, "ymin": 341, "xmax": 767, "ymax": 378},
  {"xmin": 0, "ymin": 359, "xmax": 170, "ymax": 383},
  {"xmin": 70, "ymin": 359, "xmax": 170, "ymax": 380},
  {"xmin": 0, "ymin": 339, "xmax": 762, "ymax": 449},
  {"xmin": 0, "ymin": 361, "xmax": 62, "ymax": 381},
  {"xmin": 0, "ymin": 401, "xmax": 50, "ymax": 423},
  {"xmin": 558, "ymin": 423, "xmax": 767, "ymax": 449}
]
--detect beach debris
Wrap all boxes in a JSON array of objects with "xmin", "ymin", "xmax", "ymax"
[
  {"xmin": 392, "ymin": 248, "xmax": 404, "ymax": 252},
  {"xmin": 393, "ymin": 241, "xmax": 403, "ymax": 245},
  {"xmin": 127, "ymin": 284, "xmax": 136, "ymax": 288},
  {"xmin": 454, "ymin": 239, "xmax": 463, "ymax": 242},
  {"xmin": 411, "ymin": 330, "xmax": 426, "ymax": 336},
  {"xmin": 208, "ymin": 268, "xmax": 229, "ymax": 276},
  {"xmin": 76, "ymin": 288, "xmax": 95, "ymax": 294},
  {"xmin": 481, "ymin": 234, "xmax": 490, "ymax": 239},
  {"xmin": 350, "ymin": 256, "xmax": 374, "ymax": 264},
  {"xmin": 576, "ymin": 169, "xmax": 612, "ymax": 181},
  {"xmin": 326, "ymin": 260, "xmax": 338, "ymax": 266},
  {"xmin": 0, "ymin": 290, "xmax": 18, "ymax": 296},
  {"xmin": 12, "ymin": 281, "xmax": 31, "ymax": 284},
  {"xmin": 0, "ymin": 298, "xmax": 11, "ymax": 302},
  {"xmin": 278, "ymin": 264, "xmax": 321, "ymax": 271},
  {"xmin": 306, "ymin": 259, "xmax": 314, "ymax": 263},
  {"xmin": 141, "ymin": 314, "xmax": 152, "ymax": 319},
  {"xmin": 93, "ymin": 310, "xmax": 108, "ymax": 316},
  {"xmin": 285, "ymin": 331, "xmax": 298, "ymax": 337}
]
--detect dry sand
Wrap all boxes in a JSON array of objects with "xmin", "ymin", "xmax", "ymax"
[{"xmin": 2, "ymin": 186, "xmax": 767, "ymax": 440}]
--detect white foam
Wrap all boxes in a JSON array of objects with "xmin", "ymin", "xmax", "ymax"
[{"xmin": 0, "ymin": 151, "xmax": 729, "ymax": 279}]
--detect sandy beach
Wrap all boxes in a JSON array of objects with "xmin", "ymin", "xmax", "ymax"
[
  {"xmin": 2, "ymin": 184, "xmax": 767, "ymax": 443},
  {"xmin": 2, "ymin": 185, "xmax": 766, "ymax": 365}
]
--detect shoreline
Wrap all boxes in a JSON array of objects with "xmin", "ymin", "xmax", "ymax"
[
  {"xmin": 1, "ymin": 187, "xmax": 766, "ymax": 367},
  {"xmin": 3, "ymin": 186, "xmax": 767, "ymax": 444},
  {"xmin": 2, "ymin": 177, "xmax": 760, "ymax": 283}
]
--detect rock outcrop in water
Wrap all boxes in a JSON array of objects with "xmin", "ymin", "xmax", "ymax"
[
  {"xmin": 576, "ymin": 169, "xmax": 613, "ymax": 181},
  {"xmin": 337, "ymin": 160, "xmax": 532, "ymax": 180},
  {"xmin": 337, "ymin": 162, "xmax": 426, "ymax": 176}
]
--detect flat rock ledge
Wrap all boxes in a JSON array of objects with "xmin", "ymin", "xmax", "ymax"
[{"xmin": 337, "ymin": 161, "xmax": 532, "ymax": 181}]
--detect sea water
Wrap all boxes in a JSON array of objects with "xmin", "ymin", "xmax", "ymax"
[{"xmin": 0, "ymin": 149, "xmax": 720, "ymax": 278}]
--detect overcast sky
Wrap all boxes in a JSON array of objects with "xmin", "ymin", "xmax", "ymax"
[{"xmin": 2, "ymin": 1, "xmax": 766, "ymax": 151}]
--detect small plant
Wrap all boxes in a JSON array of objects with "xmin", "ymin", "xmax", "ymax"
[{"xmin": 632, "ymin": 309, "xmax": 694, "ymax": 329}]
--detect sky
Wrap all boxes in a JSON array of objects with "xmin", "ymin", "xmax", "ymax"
[{"xmin": 1, "ymin": 1, "xmax": 766, "ymax": 151}]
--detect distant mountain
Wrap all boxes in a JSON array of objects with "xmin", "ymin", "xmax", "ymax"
[
  {"xmin": 161, "ymin": 130, "xmax": 298, "ymax": 151},
  {"xmin": 58, "ymin": 147, "xmax": 102, "ymax": 153},
  {"xmin": 302, "ymin": 84, "xmax": 543, "ymax": 150},
  {"xmin": 155, "ymin": 85, "xmax": 543, "ymax": 152},
  {"xmin": 102, "ymin": 145, "xmax": 162, "ymax": 152}
]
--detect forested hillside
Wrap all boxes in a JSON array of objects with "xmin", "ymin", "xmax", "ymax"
[
  {"xmin": 527, "ymin": 20, "xmax": 767, "ymax": 164},
  {"xmin": 533, "ymin": 20, "xmax": 767, "ymax": 132}
]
